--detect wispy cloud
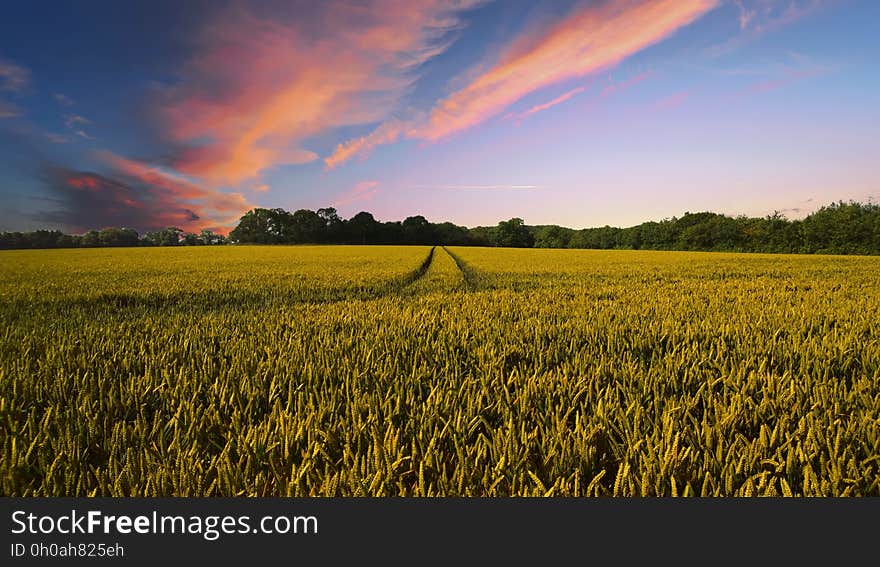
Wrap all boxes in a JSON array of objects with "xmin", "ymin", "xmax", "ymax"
[
  {"xmin": 734, "ymin": 0, "xmax": 756, "ymax": 30},
  {"xmin": 333, "ymin": 180, "xmax": 381, "ymax": 207},
  {"xmin": 738, "ymin": 0, "xmax": 827, "ymax": 34},
  {"xmin": 325, "ymin": 118, "xmax": 414, "ymax": 170},
  {"xmin": 598, "ymin": 70, "xmax": 654, "ymax": 98},
  {"xmin": 64, "ymin": 114, "xmax": 89, "ymax": 129},
  {"xmin": 0, "ymin": 59, "xmax": 29, "ymax": 92},
  {"xmin": 413, "ymin": 0, "xmax": 716, "ymax": 141},
  {"xmin": 327, "ymin": 0, "xmax": 716, "ymax": 167},
  {"xmin": 0, "ymin": 101, "xmax": 21, "ymax": 119},
  {"xmin": 728, "ymin": 51, "xmax": 835, "ymax": 100},
  {"xmin": 652, "ymin": 90, "xmax": 690, "ymax": 111},
  {"xmin": 505, "ymin": 86, "xmax": 587, "ymax": 123},
  {"xmin": 46, "ymin": 133, "xmax": 70, "ymax": 144},
  {"xmin": 63, "ymin": 114, "xmax": 96, "ymax": 140},
  {"xmin": 709, "ymin": 0, "xmax": 830, "ymax": 57},
  {"xmin": 161, "ymin": 1, "xmax": 482, "ymax": 185},
  {"xmin": 0, "ymin": 58, "xmax": 29, "ymax": 119},
  {"xmin": 54, "ymin": 93, "xmax": 74, "ymax": 107}
]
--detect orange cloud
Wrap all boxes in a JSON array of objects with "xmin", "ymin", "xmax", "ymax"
[
  {"xmin": 67, "ymin": 175, "xmax": 101, "ymax": 191},
  {"xmin": 99, "ymin": 152, "xmax": 253, "ymax": 232},
  {"xmin": 327, "ymin": 0, "xmax": 716, "ymax": 167},
  {"xmin": 162, "ymin": 1, "xmax": 481, "ymax": 185},
  {"xmin": 415, "ymin": 0, "xmax": 716, "ymax": 141},
  {"xmin": 325, "ymin": 119, "xmax": 413, "ymax": 170},
  {"xmin": 505, "ymin": 86, "xmax": 586, "ymax": 123}
]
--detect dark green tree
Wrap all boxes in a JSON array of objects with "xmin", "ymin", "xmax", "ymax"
[
  {"xmin": 493, "ymin": 218, "xmax": 534, "ymax": 248},
  {"xmin": 290, "ymin": 209, "xmax": 324, "ymax": 243},
  {"xmin": 345, "ymin": 212, "xmax": 381, "ymax": 244},
  {"xmin": 402, "ymin": 215, "xmax": 435, "ymax": 244},
  {"xmin": 144, "ymin": 227, "xmax": 183, "ymax": 246}
]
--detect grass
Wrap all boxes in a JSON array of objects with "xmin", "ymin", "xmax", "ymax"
[{"xmin": 1, "ymin": 245, "xmax": 878, "ymax": 496}]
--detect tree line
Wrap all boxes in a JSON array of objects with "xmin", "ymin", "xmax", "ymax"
[
  {"xmin": 2, "ymin": 200, "xmax": 879, "ymax": 255},
  {"xmin": 0, "ymin": 227, "xmax": 226, "ymax": 249}
]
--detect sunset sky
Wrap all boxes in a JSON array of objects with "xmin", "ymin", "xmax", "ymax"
[{"xmin": 0, "ymin": 0, "xmax": 877, "ymax": 234}]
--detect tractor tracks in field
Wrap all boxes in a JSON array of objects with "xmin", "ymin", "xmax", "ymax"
[
  {"xmin": 398, "ymin": 246, "xmax": 436, "ymax": 288},
  {"xmin": 394, "ymin": 245, "xmax": 482, "ymax": 294},
  {"xmin": 25, "ymin": 245, "xmax": 478, "ymax": 316},
  {"xmin": 441, "ymin": 246, "xmax": 480, "ymax": 291}
]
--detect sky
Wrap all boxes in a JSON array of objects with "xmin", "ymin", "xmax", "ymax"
[{"xmin": 0, "ymin": 0, "xmax": 877, "ymax": 234}]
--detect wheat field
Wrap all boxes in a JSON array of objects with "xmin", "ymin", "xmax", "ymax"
[{"xmin": 1, "ymin": 245, "xmax": 878, "ymax": 496}]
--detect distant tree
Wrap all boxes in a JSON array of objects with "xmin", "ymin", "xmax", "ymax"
[
  {"xmin": 618, "ymin": 226, "xmax": 643, "ymax": 250},
  {"xmin": 567, "ymin": 226, "xmax": 621, "ymax": 249},
  {"xmin": 493, "ymin": 218, "xmax": 534, "ymax": 248},
  {"xmin": 802, "ymin": 201, "xmax": 878, "ymax": 254},
  {"xmin": 199, "ymin": 229, "xmax": 226, "ymax": 245},
  {"xmin": 97, "ymin": 227, "xmax": 139, "ymax": 247},
  {"xmin": 181, "ymin": 232, "xmax": 202, "ymax": 245},
  {"xmin": 678, "ymin": 215, "xmax": 744, "ymax": 251},
  {"xmin": 402, "ymin": 215, "xmax": 435, "ymax": 245},
  {"xmin": 144, "ymin": 227, "xmax": 183, "ymax": 246},
  {"xmin": 317, "ymin": 207, "xmax": 343, "ymax": 242},
  {"xmin": 346, "ymin": 211, "xmax": 381, "ymax": 244},
  {"xmin": 81, "ymin": 230, "xmax": 101, "ymax": 247},
  {"xmin": 228, "ymin": 208, "xmax": 286, "ymax": 244},
  {"xmin": 467, "ymin": 226, "xmax": 493, "ymax": 247},
  {"xmin": 379, "ymin": 221, "xmax": 404, "ymax": 244},
  {"xmin": 7, "ymin": 199, "xmax": 879, "ymax": 254},
  {"xmin": 434, "ymin": 222, "xmax": 471, "ymax": 246},
  {"xmin": 290, "ymin": 209, "xmax": 324, "ymax": 243},
  {"xmin": 534, "ymin": 225, "xmax": 573, "ymax": 248}
]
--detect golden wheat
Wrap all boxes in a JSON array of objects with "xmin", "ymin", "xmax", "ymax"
[{"xmin": 1, "ymin": 245, "xmax": 878, "ymax": 496}]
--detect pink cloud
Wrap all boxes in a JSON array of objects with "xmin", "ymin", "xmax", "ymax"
[
  {"xmin": 745, "ymin": 68, "xmax": 823, "ymax": 95},
  {"xmin": 66, "ymin": 175, "xmax": 101, "ymax": 191},
  {"xmin": 734, "ymin": 0, "xmax": 756, "ymax": 30},
  {"xmin": 97, "ymin": 152, "xmax": 254, "ymax": 232},
  {"xmin": 42, "ymin": 169, "xmax": 232, "ymax": 234},
  {"xmin": 413, "ymin": 0, "xmax": 717, "ymax": 142},
  {"xmin": 325, "ymin": 119, "xmax": 413, "ymax": 170},
  {"xmin": 161, "ymin": 1, "xmax": 481, "ymax": 185},
  {"xmin": 598, "ymin": 70, "xmax": 655, "ymax": 98},
  {"xmin": 327, "ymin": 0, "xmax": 716, "ymax": 167},
  {"xmin": 505, "ymin": 86, "xmax": 587, "ymax": 123},
  {"xmin": 653, "ymin": 90, "xmax": 690, "ymax": 111},
  {"xmin": 333, "ymin": 181, "xmax": 381, "ymax": 207}
]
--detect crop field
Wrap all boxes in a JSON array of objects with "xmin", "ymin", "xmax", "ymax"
[{"xmin": 1, "ymin": 245, "xmax": 879, "ymax": 496}]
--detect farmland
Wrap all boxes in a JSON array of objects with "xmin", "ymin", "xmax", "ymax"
[{"xmin": 1, "ymin": 245, "xmax": 878, "ymax": 496}]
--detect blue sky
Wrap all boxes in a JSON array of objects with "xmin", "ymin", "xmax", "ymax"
[{"xmin": 0, "ymin": 0, "xmax": 877, "ymax": 233}]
